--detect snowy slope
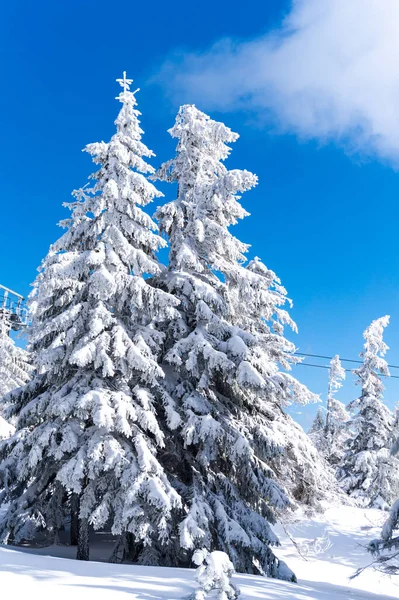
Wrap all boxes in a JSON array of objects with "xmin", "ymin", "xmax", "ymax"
[
  {"xmin": 275, "ymin": 504, "xmax": 399, "ymax": 598},
  {"xmin": 0, "ymin": 506, "xmax": 398, "ymax": 599}
]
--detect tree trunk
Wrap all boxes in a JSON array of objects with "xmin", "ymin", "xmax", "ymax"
[
  {"xmin": 109, "ymin": 532, "xmax": 141, "ymax": 563},
  {"xmin": 76, "ymin": 517, "xmax": 89, "ymax": 561},
  {"xmin": 7, "ymin": 526, "xmax": 15, "ymax": 546},
  {"xmin": 109, "ymin": 532, "xmax": 139, "ymax": 563},
  {"xmin": 52, "ymin": 528, "xmax": 60, "ymax": 546},
  {"xmin": 109, "ymin": 533, "xmax": 129, "ymax": 563},
  {"xmin": 325, "ymin": 382, "xmax": 332, "ymax": 433},
  {"xmin": 70, "ymin": 493, "xmax": 79, "ymax": 546}
]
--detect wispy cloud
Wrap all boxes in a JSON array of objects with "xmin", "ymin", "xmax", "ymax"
[{"xmin": 154, "ymin": 0, "xmax": 399, "ymax": 165}]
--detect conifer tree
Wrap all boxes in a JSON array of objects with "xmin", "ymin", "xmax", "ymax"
[
  {"xmin": 339, "ymin": 316, "xmax": 399, "ymax": 508},
  {"xmin": 368, "ymin": 407, "xmax": 399, "ymax": 572},
  {"xmin": 391, "ymin": 404, "xmax": 399, "ymax": 456},
  {"xmin": 326, "ymin": 355, "xmax": 347, "ymax": 434},
  {"xmin": 235, "ymin": 257, "xmax": 332, "ymax": 506},
  {"xmin": 152, "ymin": 104, "xmax": 332, "ymax": 578},
  {"xmin": 309, "ymin": 356, "xmax": 350, "ymax": 465},
  {"xmin": 308, "ymin": 407, "xmax": 326, "ymax": 452},
  {"xmin": 0, "ymin": 74, "xmax": 181, "ymax": 559},
  {"xmin": 0, "ymin": 312, "xmax": 30, "ymax": 440}
]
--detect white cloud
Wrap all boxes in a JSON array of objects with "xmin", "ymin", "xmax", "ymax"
[{"xmin": 155, "ymin": 0, "xmax": 399, "ymax": 165}]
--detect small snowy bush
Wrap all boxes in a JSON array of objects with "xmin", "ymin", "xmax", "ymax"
[
  {"xmin": 297, "ymin": 529, "xmax": 332, "ymax": 558},
  {"xmin": 191, "ymin": 549, "xmax": 240, "ymax": 600}
]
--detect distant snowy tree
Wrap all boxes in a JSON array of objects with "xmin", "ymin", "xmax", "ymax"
[
  {"xmin": 339, "ymin": 316, "xmax": 399, "ymax": 509},
  {"xmin": 326, "ymin": 355, "xmax": 347, "ymax": 435},
  {"xmin": 0, "ymin": 312, "xmax": 30, "ymax": 400},
  {"xmin": 0, "ymin": 312, "xmax": 30, "ymax": 441},
  {"xmin": 308, "ymin": 407, "xmax": 326, "ymax": 452},
  {"xmin": 309, "ymin": 356, "xmax": 350, "ymax": 466},
  {"xmin": 391, "ymin": 404, "xmax": 399, "ymax": 457},
  {"xmin": 0, "ymin": 73, "xmax": 181, "ymax": 560},
  {"xmin": 152, "ymin": 104, "xmax": 332, "ymax": 578},
  {"xmin": 191, "ymin": 548, "xmax": 240, "ymax": 600}
]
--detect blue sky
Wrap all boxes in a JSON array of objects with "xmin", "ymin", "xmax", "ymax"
[{"xmin": 2, "ymin": 0, "xmax": 399, "ymax": 429}]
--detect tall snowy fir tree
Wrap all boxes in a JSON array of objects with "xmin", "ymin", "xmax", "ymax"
[
  {"xmin": 309, "ymin": 356, "xmax": 350, "ymax": 466},
  {"xmin": 152, "ymin": 104, "xmax": 333, "ymax": 579},
  {"xmin": 0, "ymin": 74, "xmax": 182, "ymax": 561},
  {"xmin": 339, "ymin": 316, "xmax": 399, "ymax": 509}
]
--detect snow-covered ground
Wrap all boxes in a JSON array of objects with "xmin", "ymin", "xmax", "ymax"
[
  {"xmin": 0, "ymin": 415, "xmax": 14, "ymax": 440},
  {"xmin": 275, "ymin": 504, "xmax": 399, "ymax": 599},
  {"xmin": 0, "ymin": 505, "xmax": 398, "ymax": 599}
]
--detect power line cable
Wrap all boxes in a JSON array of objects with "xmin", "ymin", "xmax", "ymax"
[
  {"xmin": 295, "ymin": 351, "xmax": 399, "ymax": 371},
  {"xmin": 295, "ymin": 361, "xmax": 399, "ymax": 379}
]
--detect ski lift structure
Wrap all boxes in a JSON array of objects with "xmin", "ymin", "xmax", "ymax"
[{"xmin": 0, "ymin": 284, "xmax": 29, "ymax": 332}]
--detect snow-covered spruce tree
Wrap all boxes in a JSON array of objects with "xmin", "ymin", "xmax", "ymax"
[
  {"xmin": 0, "ymin": 73, "xmax": 182, "ymax": 560},
  {"xmin": 339, "ymin": 316, "xmax": 399, "ymax": 509},
  {"xmin": 152, "ymin": 104, "xmax": 332, "ymax": 579}
]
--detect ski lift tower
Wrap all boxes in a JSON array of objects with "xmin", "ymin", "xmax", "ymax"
[{"xmin": 0, "ymin": 284, "xmax": 28, "ymax": 333}]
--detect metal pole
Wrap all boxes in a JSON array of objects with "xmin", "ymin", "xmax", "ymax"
[{"xmin": 0, "ymin": 284, "xmax": 24, "ymax": 300}]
